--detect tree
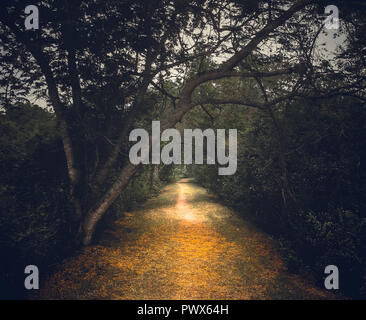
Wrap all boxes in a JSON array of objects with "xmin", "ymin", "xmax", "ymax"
[{"xmin": 2, "ymin": 0, "xmax": 363, "ymax": 245}]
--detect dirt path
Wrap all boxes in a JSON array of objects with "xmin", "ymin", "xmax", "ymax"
[{"xmin": 38, "ymin": 179, "xmax": 335, "ymax": 299}]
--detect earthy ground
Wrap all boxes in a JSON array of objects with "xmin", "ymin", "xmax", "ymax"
[{"xmin": 37, "ymin": 179, "xmax": 336, "ymax": 299}]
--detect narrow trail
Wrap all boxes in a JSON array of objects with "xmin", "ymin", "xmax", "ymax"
[{"xmin": 38, "ymin": 179, "xmax": 335, "ymax": 299}]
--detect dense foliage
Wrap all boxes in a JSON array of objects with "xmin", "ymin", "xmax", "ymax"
[{"xmin": 189, "ymin": 96, "xmax": 366, "ymax": 298}]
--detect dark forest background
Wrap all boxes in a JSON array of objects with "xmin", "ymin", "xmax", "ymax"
[{"xmin": 1, "ymin": 0, "xmax": 366, "ymax": 299}]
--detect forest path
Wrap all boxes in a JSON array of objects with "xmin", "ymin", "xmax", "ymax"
[{"xmin": 39, "ymin": 179, "xmax": 335, "ymax": 299}]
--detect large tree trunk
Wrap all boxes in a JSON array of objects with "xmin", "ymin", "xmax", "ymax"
[
  {"xmin": 82, "ymin": 164, "xmax": 140, "ymax": 245},
  {"xmin": 81, "ymin": 97, "xmax": 196, "ymax": 245}
]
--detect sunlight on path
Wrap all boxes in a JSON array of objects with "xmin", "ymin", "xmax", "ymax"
[{"xmin": 38, "ymin": 179, "xmax": 336, "ymax": 300}]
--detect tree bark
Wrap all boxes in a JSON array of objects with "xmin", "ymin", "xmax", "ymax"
[{"xmin": 0, "ymin": 15, "xmax": 84, "ymax": 223}]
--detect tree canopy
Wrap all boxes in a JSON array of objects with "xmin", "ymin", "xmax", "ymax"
[{"xmin": 1, "ymin": 0, "xmax": 366, "ymax": 298}]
